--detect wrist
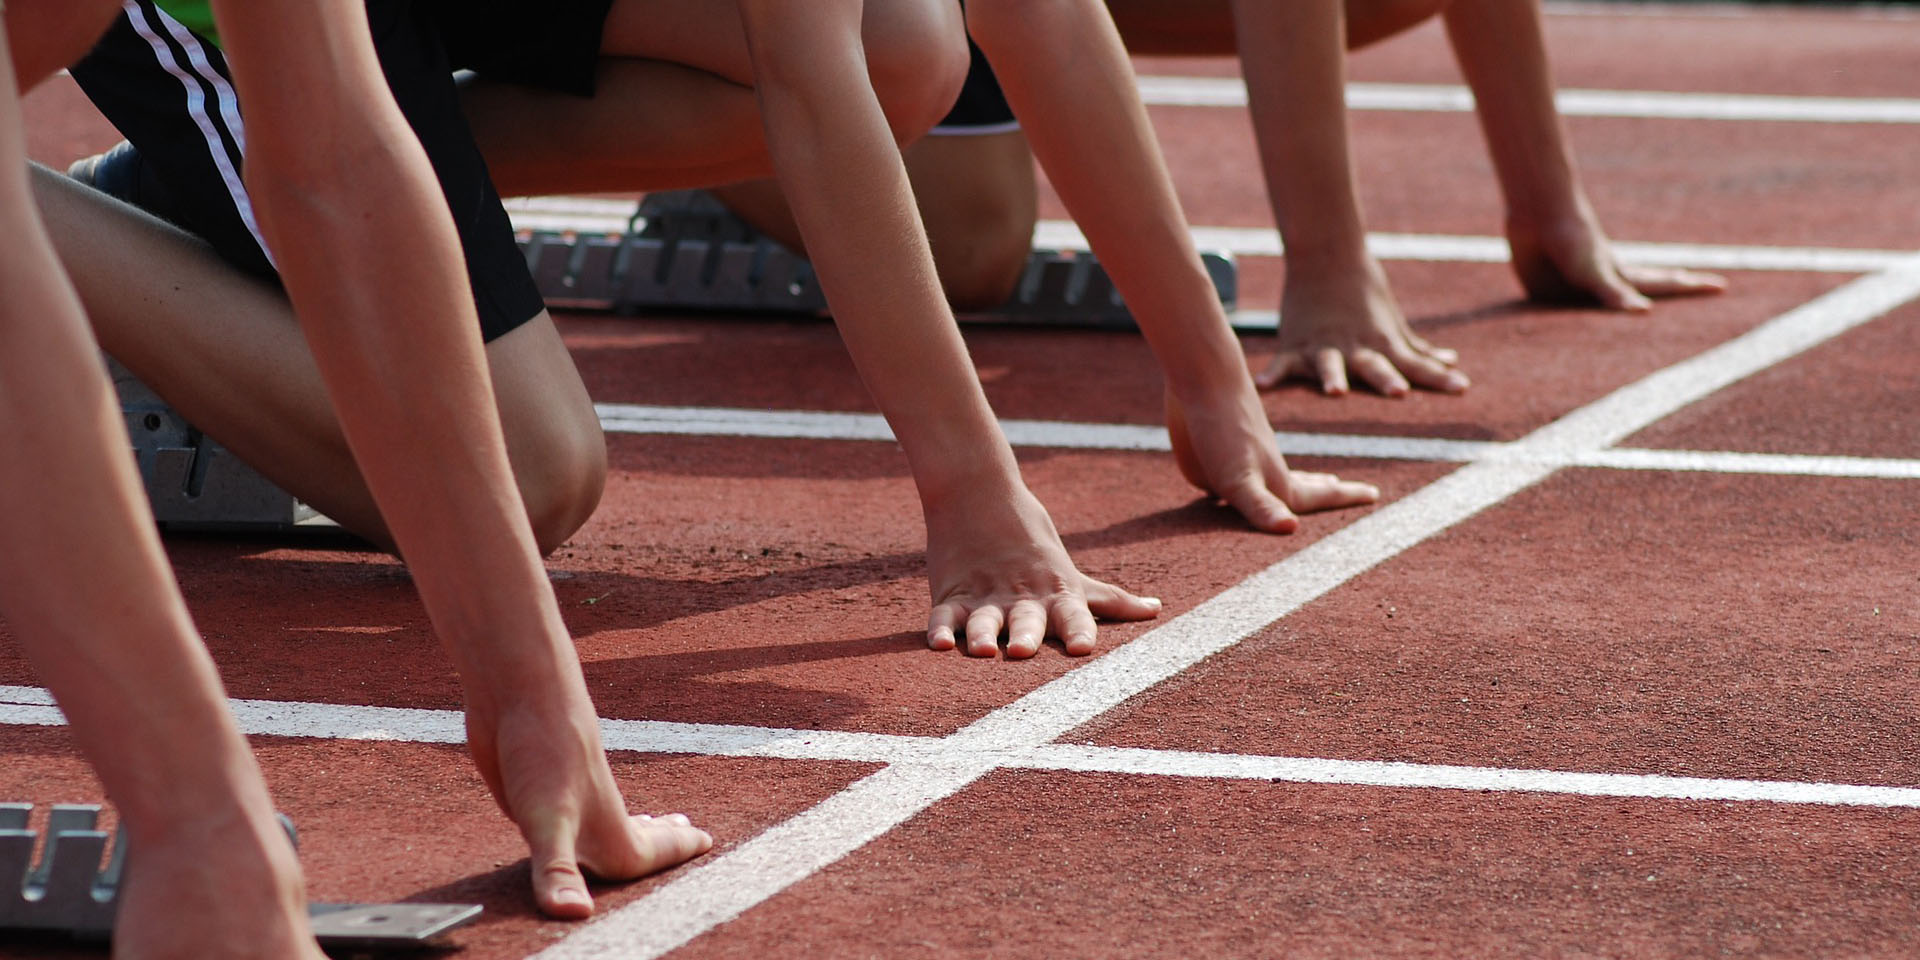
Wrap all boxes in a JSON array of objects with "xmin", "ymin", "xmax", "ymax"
[{"xmin": 916, "ymin": 452, "xmax": 1029, "ymax": 527}]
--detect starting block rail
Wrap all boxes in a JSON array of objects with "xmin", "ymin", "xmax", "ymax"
[{"xmin": 0, "ymin": 803, "xmax": 479, "ymax": 948}]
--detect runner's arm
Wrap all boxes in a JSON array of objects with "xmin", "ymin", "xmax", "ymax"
[
  {"xmin": 1443, "ymin": 0, "xmax": 1725, "ymax": 306},
  {"xmin": 735, "ymin": 0, "xmax": 1160, "ymax": 658},
  {"xmin": 966, "ymin": 0, "xmax": 1376, "ymax": 527}
]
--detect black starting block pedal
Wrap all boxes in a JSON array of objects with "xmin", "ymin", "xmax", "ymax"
[
  {"xmin": 521, "ymin": 190, "xmax": 827, "ymax": 315},
  {"xmin": 109, "ymin": 357, "xmax": 320, "ymax": 532},
  {"xmin": 0, "ymin": 804, "xmax": 480, "ymax": 948},
  {"xmin": 983, "ymin": 248, "xmax": 1237, "ymax": 330},
  {"xmin": 518, "ymin": 190, "xmax": 1237, "ymax": 328}
]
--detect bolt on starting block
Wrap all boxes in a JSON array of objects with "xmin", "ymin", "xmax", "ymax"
[{"xmin": 0, "ymin": 804, "xmax": 480, "ymax": 949}]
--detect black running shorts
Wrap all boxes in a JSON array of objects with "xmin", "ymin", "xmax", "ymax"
[
  {"xmin": 425, "ymin": 0, "xmax": 615, "ymax": 98},
  {"xmin": 69, "ymin": 0, "xmax": 547, "ymax": 342},
  {"xmin": 932, "ymin": 37, "xmax": 1018, "ymax": 136}
]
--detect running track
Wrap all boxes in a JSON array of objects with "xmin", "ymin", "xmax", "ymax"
[{"xmin": 6, "ymin": 3, "xmax": 1919, "ymax": 957}]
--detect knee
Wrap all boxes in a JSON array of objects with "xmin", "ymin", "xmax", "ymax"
[
  {"xmin": 516, "ymin": 406, "xmax": 607, "ymax": 557},
  {"xmin": 863, "ymin": 0, "xmax": 969, "ymax": 143},
  {"xmin": 931, "ymin": 205, "xmax": 1032, "ymax": 311}
]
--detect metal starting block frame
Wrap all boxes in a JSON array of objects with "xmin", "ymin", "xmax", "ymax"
[
  {"xmin": 0, "ymin": 804, "xmax": 480, "ymax": 948},
  {"xmin": 109, "ymin": 357, "xmax": 316, "ymax": 532},
  {"xmin": 517, "ymin": 192, "xmax": 1237, "ymax": 327}
]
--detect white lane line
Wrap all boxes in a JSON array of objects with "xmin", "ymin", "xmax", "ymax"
[
  {"xmin": 1573, "ymin": 447, "xmax": 1920, "ymax": 480},
  {"xmin": 1045, "ymin": 220, "xmax": 1911, "ymax": 274},
  {"xmin": 1025, "ymin": 745, "xmax": 1920, "ymax": 809},
  {"xmin": 9, "ymin": 687, "xmax": 1917, "ymax": 809},
  {"xmin": 543, "ymin": 257, "xmax": 1920, "ymax": 959},
  {"xmin": 504, "ymin": 197, "xmax": 1903, "ymax": 274},
  {"xmin": 1136, "ymin": 76, "xmax": 1920, "ymax": 124},
  {"xmin": 596, "ymin": 403, "xmax": 1920, "ymax": 481}
]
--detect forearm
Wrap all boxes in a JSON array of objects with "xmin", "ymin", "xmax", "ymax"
[
  {"xmin": 740, "ymin": 0, "xmax": 1024, "ymax": 509},
  {"xmin": 1231, "ymin": 0, "xmax": 1370, "ymax": 266},
  {"xmin": 1442, "ymin": 0, "xmax": 1584, "ymax": 223},
  {"xmin": 217, "ymin": 5, "xmax": 578, "ymax": 709},
  {"xmin": 969, "ymin": 0, "xmax": 1248, "ymax": 405},
  {"xmin": 0, "ymin": 199, "xmax": 265, "ymax": 833}
]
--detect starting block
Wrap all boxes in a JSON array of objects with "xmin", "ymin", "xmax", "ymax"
[
  {"xmin": 109, "ymin": 357, "xmax": 317, "ymax": 532},
  {"xmin": 0, "ymin": 803, "xmax": 480, "ymax": 948},
  {"xmin": 516, "ymin": 191, "xmax": 1237, "ymax": 327}
]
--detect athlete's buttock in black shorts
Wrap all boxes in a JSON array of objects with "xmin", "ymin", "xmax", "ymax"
[{"xmin": 68, "ymin": 0, "xmax": 612, "ymax": 342}]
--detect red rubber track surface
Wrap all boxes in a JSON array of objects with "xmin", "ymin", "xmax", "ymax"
[{"xmin": 6, "ymin": 4, "xmax": 1919, "ymax": 958}]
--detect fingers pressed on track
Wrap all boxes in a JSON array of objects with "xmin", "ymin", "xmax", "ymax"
[
  {"xmin": 1004, "ymin": 599, "xmax": 1049, "ymax": 659},
  {"xmin": 1312, "ymin": 348, "xmax": 1350, "ymax": 396},
  {"xmin": 1348, "ymin": 348, "xmax": 1409, "ymax": 398},
  {"xmin": 1393, "ymin": 347, "xmax": 1470, "ymax": 394},
  {"xmin": 1257, "ymin": 350, "xmax": 1310, "ymax": 389},
  {"xmin": 1221, "ymin": 476, "xmax": 1300, "ymax": 535},
  {"xmin": 1048, "ymin": 599, "xmax": 1100, "ymax": 657},
  {"xmin": 1623, "ymin": 264, "xmax": 1729, "ymax": 298},
  {"xmin": 965, "ymin": 605, "xmax": 1008, "ymax": 658},
  {"xmin": 927, "ymin": 603, "xmax": 965, "ymax": 651},
  {"xmin": 530, "ymin": 824, "xmax": 593, "ymax": 920}
]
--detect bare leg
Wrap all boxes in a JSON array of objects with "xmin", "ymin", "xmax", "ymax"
[
  {"xmin": 708, "ymin": 0, "xmax": 1448, "ymax": 310},
  {"xmin": 466, "ymin": 0, "xmax": 967, "ymax": 197},
  {"xmin": 712, "ymin": 128, "xmax": 1038, "ymax": 310},
  {"xmin": 31, "ymin": 167, "xmax": 605, "ymax": 554},
  {"xmin": 1, "ymin": 8, "xmax": 323, "ymax": 958}
]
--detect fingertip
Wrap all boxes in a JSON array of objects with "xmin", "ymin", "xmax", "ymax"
[
  {"xmin": 1063, "ymin": 631, "xmax": 1097, "ymax": 656},
  {"xmin": 1356, "ymin": 483, "xmax": 1381, "ymax": 503},
  {"xmin": 540, "ymin": 880, "xmax": 594, "ymax": 921},
  {"xmin": 1444, "ymin": 371, "xmax": 1471, "ymax": 393},
  {"xmin": 1006, "ymin": 634, "xmax": 1041, "ymax": 660},
  {"xmin": 927, "ymin": 629, "xmax": 955, "ymax": 651},
  {"xmin": 1254, "ymin": 508, "xmax": 1299, "ymax": 534}
]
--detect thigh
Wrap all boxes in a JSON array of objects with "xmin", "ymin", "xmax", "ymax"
[
  {"xmin": 69, "ymin": 0, "xmax": 545, "ymax": 343},
  {"xmin": 597, "ymin": 0, "xmax": 754, "ymax": 85}
]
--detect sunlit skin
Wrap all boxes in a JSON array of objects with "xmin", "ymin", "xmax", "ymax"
[
  {"xmin": 704, "ymin": 0, "xmax": 1384, "ymax": 537},
  {"xmin": 8, "ymin": 0, "xmax": 712, "ymax": 944},
  {"xmin": 1100, "ymin": 0, "xmax": 1726, "ymax": 398}
]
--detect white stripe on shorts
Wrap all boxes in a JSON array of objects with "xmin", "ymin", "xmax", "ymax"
[{"xmin": 124, "ymin": 1, "xmax": 275, "ymax": 268}]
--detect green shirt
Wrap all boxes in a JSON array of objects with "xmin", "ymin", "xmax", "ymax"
[{"xmin": 153, "ymin": 0, "xmax": 221, "ymax": 47}]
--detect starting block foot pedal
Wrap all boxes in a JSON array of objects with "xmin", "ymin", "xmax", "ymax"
[
  {"xmin": 519, "ymin": 191, "xmax": 1238, "ymax": 328},
  {"xmin": 109, "ymin": 357, "xmax": 327, "ymax": 533},
  {"xmin": 0, "ymin": 804, "xmax": 480, "ymax": 950}
]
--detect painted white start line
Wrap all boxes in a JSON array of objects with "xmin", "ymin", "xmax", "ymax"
[
  {"xmin": 504, "ymin": 196, "xmax": 1909, "ymax": 276},
  {"xmin": 0, "ymin": 259, "xmax": 1912, "ymax": 958},
  {"xmin": 596, "ymin": 403, "xmax": 1920, "ymax": 482},
  {"xmin": 514, "ymin": 254, "xmax": 1920, "ymax": 958},
  {"xmin": 1137, "ymin": 76, "xmax": 1920, "ymax": 125},
  {"xmin": 5, "ymin": 687, "xmax": 1916, "ymax": 811}
]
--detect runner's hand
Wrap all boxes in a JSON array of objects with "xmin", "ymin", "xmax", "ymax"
[
  {"xmin": 1166, "ymin": 386, "xmax": 1378, "ymax": 532},
  {"xmin": 1507, "ymin": 213, "xmax": 1727, "ymax": 310},
  {"xmin": 1256, "ymin": 255, "xmax": 1469, "ymax": 398},
  {"xmin": 924, "ymin": 486, "xmax": 1160, "ymax": 659}
]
